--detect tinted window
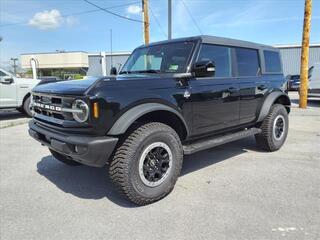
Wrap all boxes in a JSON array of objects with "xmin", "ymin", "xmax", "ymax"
[
  {"xmin": 198, "ymin": 44, "xmax": 232, "ymax": 77},
  {"xmin": 120, "ymin": 41, "xmax": 195, "ymax": 74},
  {"xmin": 0, "ymin": 71, "xmax": 8, "ymax": 77},
  {"xmin": 264, "ymin": 50, "xmax": 281, "ymax": 73},
  {"xmin": 235, "ymin": 48, "xmax": 260, "ymax": 76}
]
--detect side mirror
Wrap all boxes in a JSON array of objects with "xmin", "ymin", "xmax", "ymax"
[
  {"xmin": 192, "ymin": 60, "xmax": 215, "ymax": 78},
  {"xmin": 110, "ymin": 67, "xmax": 117, "ymax": 75},
  {"xmin": 0, "ymin": 76, "xmax": 14, "ymax": 84}
]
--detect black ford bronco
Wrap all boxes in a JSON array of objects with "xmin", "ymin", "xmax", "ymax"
[{"xmin": 29, "ymin": 36, "xmax": 290, "ymax": 205}]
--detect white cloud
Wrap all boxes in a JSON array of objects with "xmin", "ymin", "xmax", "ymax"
[
  {"xmin": 29, "ymin": 9, "xmax": 62, "ymax": 30},
  {"xmin": 28, "ymin": 9, "xmax": 78, "ymax": 30},
  {"xmin": 127, "ymin": 5, "xmax": 142, "ymax": 15}
]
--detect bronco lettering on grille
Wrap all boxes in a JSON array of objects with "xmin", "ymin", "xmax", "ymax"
[{"xmin": 34, "ymin": 102, "xmax": 62, "ymax": 112}]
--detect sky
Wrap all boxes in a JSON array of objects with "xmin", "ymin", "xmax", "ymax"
[{"xmin": 0, "ymin": 0, "xmax": 319, "ymax": 70}]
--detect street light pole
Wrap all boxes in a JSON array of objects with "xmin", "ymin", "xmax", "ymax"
[
  {"xmin": 10, "ymin": 57, "xmax": 18, "ymax": 75},
  {"xmin": 299, "ymin": 0, "xmax": 312, "ymax": 108},
  {"xmin": 110, "ymin": 29, "xmax": 113, "ymax": 69}
]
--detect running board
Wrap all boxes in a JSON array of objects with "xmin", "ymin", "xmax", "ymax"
[{"xmin": 183, "ymin": 128, "xmax": 261, "ymax": 155}]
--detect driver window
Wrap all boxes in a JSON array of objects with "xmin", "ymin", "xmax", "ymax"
[{"xmin": 197, "ymin": 44, "xmax": 232, "ymax": 78}]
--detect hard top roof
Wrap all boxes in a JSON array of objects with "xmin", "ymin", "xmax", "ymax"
[{"xmin": 140, "ymin": 35, "xmax": 278, "ymax": 51}]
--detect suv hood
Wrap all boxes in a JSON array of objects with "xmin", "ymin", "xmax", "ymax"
[{"xmin": 32, "ymin": 77, "xmax": 101, "ymax": 95}]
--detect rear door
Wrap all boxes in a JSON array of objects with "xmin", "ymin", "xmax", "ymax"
[
  {"xmin": 189, "ymin": 44, "xmax": 240, "ymax": 136},
  {"xmin": 235, "ymin": 47, "xmax": 266, "ymax": 124}
]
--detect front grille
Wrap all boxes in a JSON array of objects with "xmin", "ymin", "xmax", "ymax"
[{"xmin": 32, "ymin": 93, "xmax": 75, "ymax": 121}]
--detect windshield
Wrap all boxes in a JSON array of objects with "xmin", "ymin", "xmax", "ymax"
[{"xmin": 120, "ymin": 41, "xmax": 195, "ymax": 74}]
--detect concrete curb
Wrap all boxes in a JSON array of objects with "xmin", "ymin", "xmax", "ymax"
[{"xmin": 0, "ymin": 119, "xmax": 30, "ymax": 129}]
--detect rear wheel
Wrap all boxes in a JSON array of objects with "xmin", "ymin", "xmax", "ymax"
[
  {"xmin": 109, "ymin": 122, "xmax": 183, "ymax": 205},
  {"xmin": 49, "ymin": 149, "xmax": 82, "ymax": 166},
  {"xmin": 23, "ymin": 96, "xmax": 32, "ymax": 117},
  {"xmin": 255, "ymin": 104, "xmax": 289, "ymax": 151}
]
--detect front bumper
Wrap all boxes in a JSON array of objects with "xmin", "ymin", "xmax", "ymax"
[{"xmin": 29, "ymin": 120, "xmax": 118, "ymax": 167}]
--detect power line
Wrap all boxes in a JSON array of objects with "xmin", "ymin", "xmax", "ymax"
[
  {"xmin": 63, "ymin": 1, "xmax": 140, "ymax": 17},
  {"xmin": 0, "ymin": 1, "xmax": 140, "ymax": 28},
  {"xmin": 149, "ymin": 5, "xmax": 167, "ymax": 38},
  {"xmin": 180, "ymin": 0, "xmax": 203, "ymax": 35},
  {"xmin": 83, "ymin": 0, "xmax": 143, "ymax": 23}
]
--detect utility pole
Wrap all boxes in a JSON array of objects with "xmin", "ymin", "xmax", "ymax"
[
  {"xmin": 142, "ymin": 0, "xmax": 150, "ymax": 45},
  {"xmin": 168, "ymin": 0, "xmax": 172, "ymax": 40},
  {"xmin": 10, "ymin": 57, "xmax": 18, "ymax": 75},
  {"xmin": 299, "ymin": 0, "xmax": 312, "ymax": 108}
]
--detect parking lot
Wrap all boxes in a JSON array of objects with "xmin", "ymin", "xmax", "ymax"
[{"xmin": 0, "ymin": 93, "xmax": 319, "ymax": 240}]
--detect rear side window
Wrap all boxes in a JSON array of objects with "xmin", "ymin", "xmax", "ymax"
[
  {"xmin": 264, "ymin": 50, "xmax": 281, "ymax": 73},
  {"xmin": 235, "ymin": 48, "xmax": 260, "ymax": 76},
  {"xmin": 197, "ymin": 44, "xmax": 232, "ymax": 77}
]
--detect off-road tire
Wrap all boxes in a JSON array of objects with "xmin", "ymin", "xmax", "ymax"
[
  {"xmin": 255, "ymin": 104, "xmax": 288, "ymax": 151},
  {"xmin": 49, "ymin": 149, "xmax": 82, "ymax": 166},
  {"xmin": 23, "ymin": 96, "xmax": 32, "ymax": 117},
  {"xmin": 109, "ymin": 122, "xmax": 183, "ymax": 206}
]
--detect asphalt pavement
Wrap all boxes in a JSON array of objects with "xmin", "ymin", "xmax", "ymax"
[{"xmin": 0, "ymin": 92, "xmax": 319, "ymax": 240}]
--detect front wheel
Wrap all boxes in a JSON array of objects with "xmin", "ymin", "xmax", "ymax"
[
  {"xmin": 109, "ymin": 122, "xmax": 183, "ymax": 205},
  {"xmin": 23, "ymin": 96, "xmax": 32, "ymax": 117},
  {"xmin": 255, "ymin": 104, "xmax": 289, "ymax": 151}
]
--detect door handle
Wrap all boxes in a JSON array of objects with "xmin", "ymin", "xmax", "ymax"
[
  {"xmin": 227, "ymin": 87, "xmax": 238, "ymax": 93},
  {"xmin": 257, "ymin": 85, "xmax": 267, "ymax": 90},
  {"xmin": 222, "ymin": 87, "xmax": 238, "ymax": 98}
]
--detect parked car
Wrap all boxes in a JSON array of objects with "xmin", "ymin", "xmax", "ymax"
[
  {"xmin": 287, "ymin": 74, "xmax": 300, "ymax": 91},
  {"xmin": 0, "ymin": 68, "xmax": 40, "ymax": 116},
  {"xmin": 28, "ymin": 36, "xmax": 290, "ymax": 205},
  {"xmin": 308, "ymin": 63, "xmax": 320, "ymax": 98},
  {"xmin": 287, "ymin": 66, "xmax": 316, "ymax": 91}
]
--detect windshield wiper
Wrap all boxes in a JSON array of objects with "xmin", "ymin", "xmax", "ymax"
[{"xmin": 119, "ymin": 70, "xmax": 132, "ymax": 74}]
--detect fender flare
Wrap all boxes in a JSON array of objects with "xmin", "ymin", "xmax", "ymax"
[
  {"xmin": 107, "ymin": 103, "xmax": 189, "ymax": 136},
  {"xmin": 257, "ymin": 91, "xmax": 291, "ymax": 122}
]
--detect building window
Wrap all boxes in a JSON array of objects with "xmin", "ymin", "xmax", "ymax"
[
  {"xmin": 235, "ymin": 48, "xmax": 260, "ymax": 76},
  {"xmin": 264, "ymin": 50, "xmax": 282, "ymax": 73},
  {"xmin": 197, "ymin": 44, "xmax": 232, "ymax": 77}
]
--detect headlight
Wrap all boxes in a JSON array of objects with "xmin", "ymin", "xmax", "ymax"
[{"xmin": 72, "ymin": 99, "xmax": 89, "ymax": 123}]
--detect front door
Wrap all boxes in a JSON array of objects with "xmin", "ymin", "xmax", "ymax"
[
  {"xmin": 188, "ymin": 44, "xmax": 240, "ymax": 137},
  {"xmin": 0, "ymin": 70, "xmax": 17, "ymax": 108}
]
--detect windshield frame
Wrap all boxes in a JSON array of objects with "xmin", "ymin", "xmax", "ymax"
[{"xmin": 119, "ymin": 40, "xmax": 198, "ymax": 75}]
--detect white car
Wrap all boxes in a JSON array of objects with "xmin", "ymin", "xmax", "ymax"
[
  {"xmin": 0, "ymin": 68, "xmax": 40, "ymax": 116},
  {"xmin": 308, "ymin": 63, "xmax": 320, "ymax": 98}
]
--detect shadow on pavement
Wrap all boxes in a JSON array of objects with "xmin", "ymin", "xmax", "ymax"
[
  {"xmin": 181, "ymin": 136, "xmax": 258, "ymax": 176},
  {"xmin": 37, "ymin": 136, "xmax": 259, "ymax": 207},
  {"xmin": 37, "ymin": 157, "xmax": 136, "ymax": 208},
  {"xmin": 0, "ymin": 109, "xmax": 26, "ymax": 120}
]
